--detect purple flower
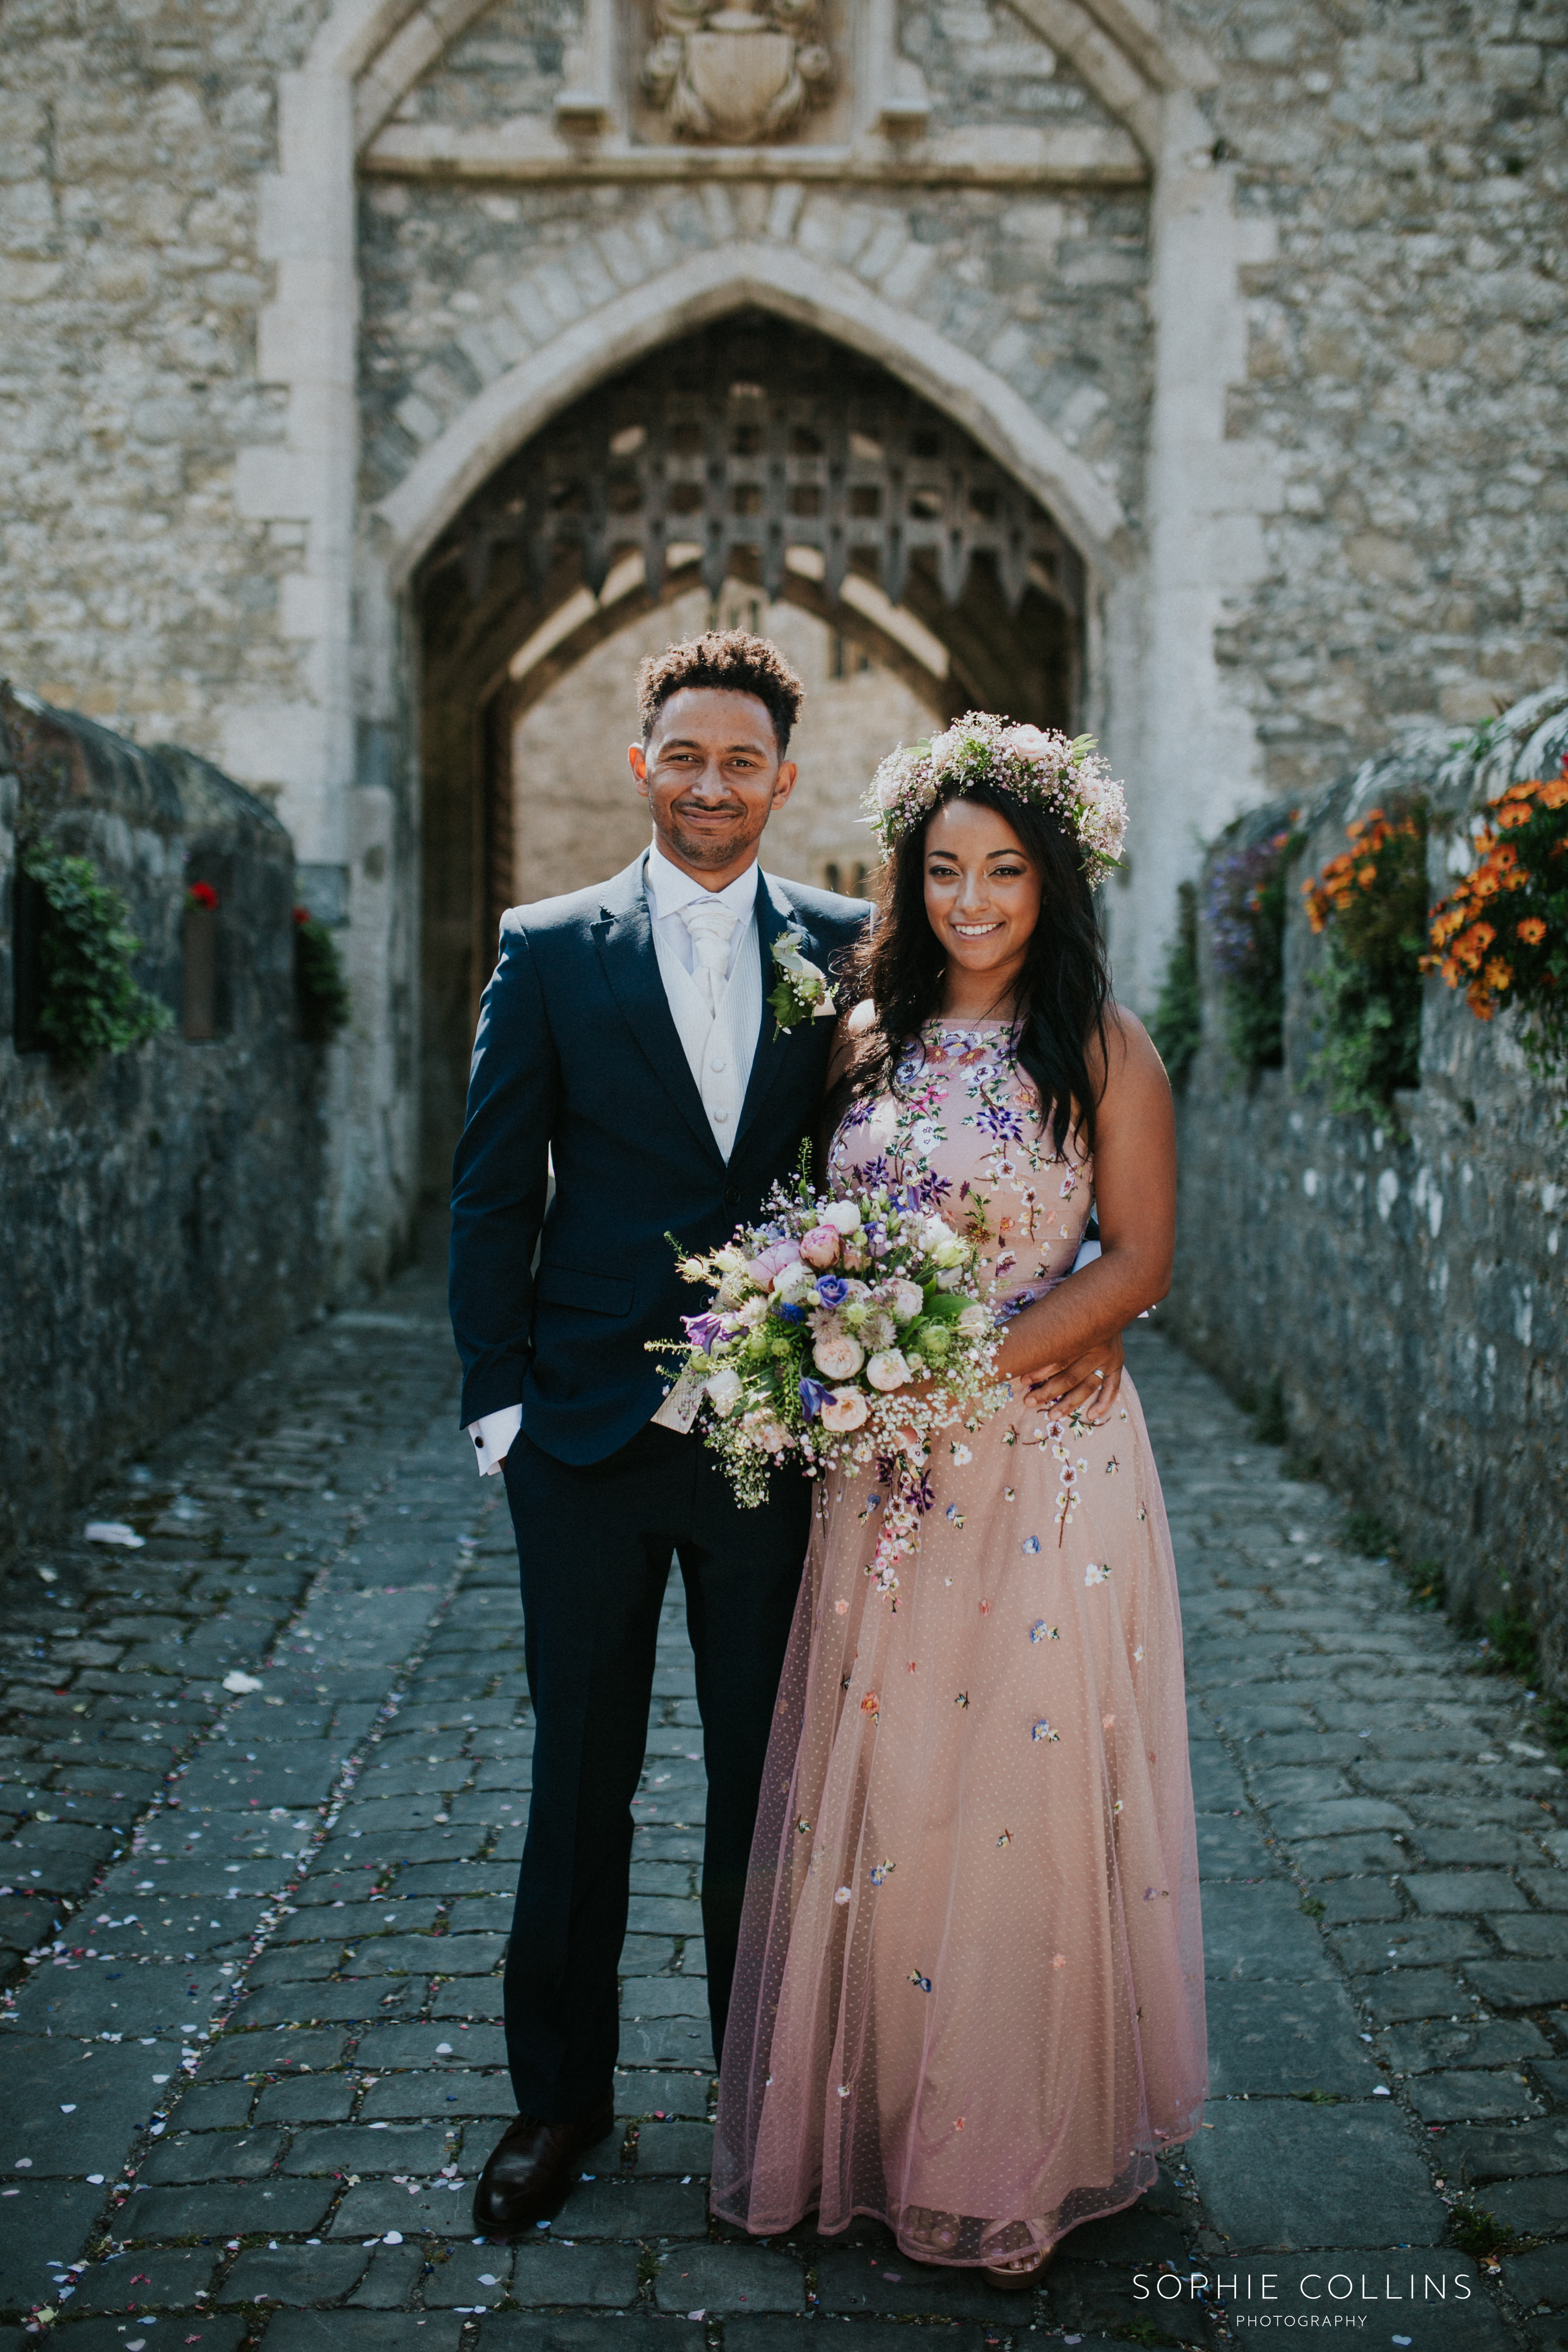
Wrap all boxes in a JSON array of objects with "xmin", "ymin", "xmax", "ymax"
[
  {"xmin": 816, "ymin": 1275, "xmax": 849, "ymax": 1306},
  {"xmin": 799, "ymin": 1376, "xmax": 832, "ymax": 1421},
  {"xmin": 680, "ymin": 1311, "xmax": 728, "ymax": 1354},
  {"xmin": 775, "ymin": 1300, "xmax": 806, "ymax": 1325}
]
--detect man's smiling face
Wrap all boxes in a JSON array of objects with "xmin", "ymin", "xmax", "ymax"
[{"xmin": 629, "ymin": 685, "xmax": 798, "ymax": 888}]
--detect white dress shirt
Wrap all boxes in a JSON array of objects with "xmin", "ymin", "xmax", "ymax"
[{"xmin": 467, "ymin": 843, "xmax": 764, "ymax": 1476}]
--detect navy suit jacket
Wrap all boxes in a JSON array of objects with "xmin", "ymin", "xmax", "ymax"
[{"xmin": 449, "ymin": 853, "xmax": 872, "ymax": 1465}]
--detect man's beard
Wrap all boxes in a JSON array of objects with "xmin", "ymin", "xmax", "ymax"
[{"xmin": 668, "ymin": 805, "xmax": 760, "ymax": 869}]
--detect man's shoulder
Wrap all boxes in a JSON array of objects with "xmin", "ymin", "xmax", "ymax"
[
  {"xmin": 769, "ymin": 873, "xmax": 875, "ymax": 939},
  {"xmin": 500, "ymin": 858, "xmax": 643, "ymax": 947}
]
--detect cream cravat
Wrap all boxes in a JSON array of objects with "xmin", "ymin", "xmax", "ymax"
[{"xmin": 680, "ymin": 897, "xmax": 740, "ymax": 1014}]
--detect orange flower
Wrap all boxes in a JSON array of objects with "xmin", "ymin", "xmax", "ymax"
[
  {"xmin": 1357, "ymin": 863, "xmax": 1377, "ymax": 887},
  {"xmin": 1496, "ymin": 800, "xmax": 1534, "ymax": 829},
  {"xmin": 1540, "ymin": 773, "xmax": 1568, "ymax": 809},
  {"xmin": 1501, "ymin": 779, "xmax": 1539, "ymax": 802},
  {"xmin": 1439, "ymin": 956, "xmax": 1464, "ymax": 987},
  {"xmin": 1470, "ymin": 868, "xmax": 1500, "ymax": 899},
  {"xmin": 1517, "ymin": 917, "xmax": 1547, "ymax": 945},
  {"xmin": 1483, "ymin": 957, "xmax": 1513, "ymax": 993}
]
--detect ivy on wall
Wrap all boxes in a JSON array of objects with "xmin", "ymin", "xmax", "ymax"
[
  {"xmin": 1149, "ymin": 878, "xmax": 1200, "ymax": 1089},
  {"xmin": 293, "ymin": 907, "xmax": 351, "ymax": 1043},
  {"xmin": 1301, "ymin": 800, "xmax": 1429, "ymax": 1121},
  {"xmin": 20, "ymin": 840, "xmax": 173, "ymax": 1067}
]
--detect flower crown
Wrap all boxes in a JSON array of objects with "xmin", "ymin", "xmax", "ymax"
[{"xmin": 863, "ymin": 711, "xmax": 1128, "ymax": 887}]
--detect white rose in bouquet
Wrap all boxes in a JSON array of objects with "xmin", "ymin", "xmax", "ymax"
[
  {"xmin": 866, "ymin": 1348, "xmax": 912, "ymax": 1392},
  {"xmin": 819, "ymin": 1386, "xmax": 869, "ymax": 1432},
  {"xmin": 956, "ymin": 1301, "xmax": 990, "ymax": 1339},
  {"xmin": 824, "ymin": 1199, "xmax": 862, "ymax": 1233},
  {"xmin": 887, "ymin": 1279, "xmax": 925, "ymax": 1324},
  {"xmin": 773, "ymin": 1260, "xmax": 816, "ymax": 1304},
  {"xmin": 813, "ymin": 1332, "xmax": 865, "ymax": 1381},
  {"xmin": 705, "ymin": 1366, "xmax": 743, "ymax": 1414}
]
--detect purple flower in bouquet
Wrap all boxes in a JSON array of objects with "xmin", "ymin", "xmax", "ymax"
[
  {"xmin": 775, "ymin": 1300, "xmax": 806, "ymax": 1325},
  {"xmin": 681, "ymin": 1311, "xmax": 728, "ymax": 1354},
  {"xmin": 816, "ymin": 1275, "xmax": 849, "ymax": 1306},
  {"xmin": 799, "ymin": 1376, "xmax": 833, "ymax": 1422}
]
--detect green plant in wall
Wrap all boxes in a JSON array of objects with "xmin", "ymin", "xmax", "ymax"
[
  {"xmin": 1149, "ymin": 879, "xmax": 1201, "ymax": 1088},
  {"xmin": 293, "ymin": 905, "xmax": 351, "ymax": 1044},
  {"xmin": 20, "ymin": 838, "xmax": 173, "ymax": 1067},
  {"xmin": 1300, "ymin": 798, "xmax": 1428, "ymax": 1121},
  {"xmin": 1205, "ymin": 823, "xmax": 1299, "ymax": 1076}
]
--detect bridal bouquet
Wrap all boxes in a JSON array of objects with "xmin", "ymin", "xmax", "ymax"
[{"xmin": 654, "ymin": 1160, "xmax": 1007, "ymax": 1597}]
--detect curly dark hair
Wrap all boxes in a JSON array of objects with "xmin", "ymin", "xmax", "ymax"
[
  {"xmin": 636, "ymin": 628, "xmax": 806, "ymax": 754},
  {"xmin": 834, "ymin": 780, "xmax": 1114, "ymax": 1161}
]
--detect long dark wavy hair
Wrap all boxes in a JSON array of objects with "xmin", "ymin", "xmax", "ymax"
[{"xmin": 829, "ymin": 779, "xmax": 1113, "ymax": 1161}]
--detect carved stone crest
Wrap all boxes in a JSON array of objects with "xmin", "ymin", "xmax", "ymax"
[{"xmin": 642, "ymin": 2, "xmax": 834, "ymax": 144}]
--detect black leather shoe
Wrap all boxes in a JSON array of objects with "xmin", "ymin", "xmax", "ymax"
[{"xmin": 471, "ymin": 2095, "xmax": 615, "ymax": 2233}]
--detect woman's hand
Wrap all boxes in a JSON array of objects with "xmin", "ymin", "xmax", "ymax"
[{"xmin": 1026, "ymin": 1329, "xmax": 1125, "ymax": 1425}]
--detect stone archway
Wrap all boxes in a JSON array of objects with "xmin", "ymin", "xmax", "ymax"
[{"xmin": 416, "ymin": 308, "xmax": 1091, "ymax": 1192}]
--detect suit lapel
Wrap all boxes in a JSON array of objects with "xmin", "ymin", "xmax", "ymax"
[
  {"xmin": 592, "ymin": 858, "xmax": 725, "ymax": 1170},
  {"xmin": 734, "ymin": 873, "xmax": 808, "ymax": 1151}
]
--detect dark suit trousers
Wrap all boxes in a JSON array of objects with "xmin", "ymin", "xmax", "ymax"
[{"xmin": 499, "ymin": 1422, "xmax": 810, "ymax": 2123}]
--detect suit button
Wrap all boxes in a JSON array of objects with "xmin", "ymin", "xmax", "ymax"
[{"xmin": 723, "ymin": 1184, "xmax": 741, "ymax": 1207}]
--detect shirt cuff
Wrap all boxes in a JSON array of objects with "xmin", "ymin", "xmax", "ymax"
[{"xmin": 468, "ymin": 1405, "xmax": 522, "ymax": 1477}]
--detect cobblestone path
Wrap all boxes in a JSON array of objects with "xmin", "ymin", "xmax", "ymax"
[{"xmin": 3, "ymin": 1278, "xmax": 1566, "ymax": 2352}]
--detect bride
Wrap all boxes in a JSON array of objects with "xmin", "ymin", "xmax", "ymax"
[{"xmin": 710, "ymin": 719, "xmax": 1207, "ymax": 2284}]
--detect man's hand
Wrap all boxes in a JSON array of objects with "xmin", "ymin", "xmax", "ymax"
[{"xmin": 1025, "ymin": 1329, "xmax": 1126, "ymax": 1425}]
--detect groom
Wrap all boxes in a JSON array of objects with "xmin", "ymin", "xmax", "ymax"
[{"xmin": 449, "ymin": 629, "xmax": 871, "ymax": 2231}]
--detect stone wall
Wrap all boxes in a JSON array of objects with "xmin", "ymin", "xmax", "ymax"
[
  {"xmin": 1165, "ymin": 684, "xmax": 1568, "ymax": 1693},
  {"xmin": 1176, "ymin": 0, "xmax": 1568, "ymax": 802},
  {"xmin": 0, "ymin": 686, "xmax": 331, "ymax": 1560}
]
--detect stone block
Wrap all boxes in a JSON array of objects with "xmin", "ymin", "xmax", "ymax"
[
  {"xmin": 65, "ymin": 2245, "xmax": 221, "ymax": 2310},
  {"xmin": 613, "ymin": 2067, "xmax": 712, "ymax": 2118},
  {"xmin": 626, "ymin": 1894, "xmax": 704, "ymax": 1935},
  {"xmin": 505, "ymin": 2242, "xmax": 645, "ymax": 2306},
  {"xmin": 140, "ymin": 2124, "xmax": 288, "ymax": 2182},
  {"xmin": 1187, "ymin": 2101, "xmax": 1444, "ymax": 2250},
  {"xmin": 1334, "ymin": 1920, "xmax": 1488, "ymax": 1973},
  {"xmin": 621, "ymin": 1974, "xmax": 709, "ymax": 2019},
  {"xmin": 43, "ymin": 2324, "xmax": 247, "ymax": 2352},
  {"xmin": 255, "ymin": 2317, "xmax": 464, "ymax": 2352},
  {"xmin": 11, "ymin": 1958, "xmax": 234, "ymax": 2039},
  {"xmin": 636, "ymin": 2118, "xmax": 714, "ymax": 2175},
  {"xmin": 816, "ymin": 2244, "xmax": 1057, "ymax": 2323},
  {"xmin": 652, "ymin": 2242, "xmax": 806, "ymax": 2312},
  {"xmin": 1440, "ymin": 2120, "xmax": 1568, "ymax": 2184},
  {"xmin": 562, "ymin": 2177, "xmax": 709, "ymax": 2238},
  {"xmin": 1465, "ymin": 1961, "xmax": 1568, "ymax": 2010},
  {"xmin": 1488, "ymin": 2175, "xmax": 1568, "ymax": 2236},
  {"xmin": 1195, "ymin": 1811, "xmax": 1282, "ymax": 1879},
  {"xmin": 431, "ymin": 1975, "xmax": 504, "ymax": 2017},
  {"xmin": 1503, "ymin": 2245, "xmax": 1568, "ymax": 2310},
  {"xmin": 1287, "ymin": 1834, "xmax": 1410, "ymax": 1879},
  {"xmin": 176, "ymin": 2078, "xmax": 257, "ymax": 2130},
  {"xmin": 1205, "ymin": 1979, "xmax": 1381, "ymax": 2095},
  {"xmin": 1321, "ymin": 1880, "xmax": 1404, "ymax": 1923},
  {"xmin": 1404, "ymin": 1871, "xmax": 1528, "ymax": 1914},
  {"xmin": 353, "ymin": 2021, "xmax": 508, "ymax": 2071},
  {"xmin": 6, "ymin": 2033, "xmax": 192, "ymax": 2178},
  {"xmin": 1200, "ymin": 1880, "xmax": 1334, "ymax": 1980},
  {"xmin": 1048, "ymin": 2256, "xmax": 1207, "ymax": 2344},
  {"xmin": 121, "ymin": 2179, "xmax": 334, "ymax": 2239},
  {"xmin": 360, "ymin": 2070, "xmax": 515, "ymax": 2120},
  {"xmin": 1361, "ymin": 1969, "xmax": 1472, "ymax": 2025},
  {"xmin": 1407, "ymin": 2071, "xmax": 1542, "ymax": 2123},
  {"xmin": 1381, "ymin": 2018, "xmax": 1554, "ymax": 2074},
  {"xmin": 283, "ymin": 2121, "xmax": 454, "ymax": 2174},
  {"xmin": 1189, "ymin": 1745, "xmax": 1248, "ymax": 1807},
  {"xmin": 615, "ymin": 2018, "xmax": 715, "ymax": 2068},
  {"xmin": 1520, "ymin": 1873, "xmax": 1568, "ymax": 1910},
  {"xmin": 252, "ymin": 2073, "xmax": 357, "ymax": 2124},
  {"xmin": 201, "ymin": 2026, "xmax": 351, "ymax": 2078},
  {"xmin": 236, "ymin": 1979, "xmax": 418, "ymax": 2027},
  {"xmin": 418, "ymin": 2239, "xmax": 514, "ymax": 2305},
  {"xmin": 1490, "ymin": 1914, "xmax": 1568, "ymax": 1956},
  {"xmin": 328, "ymin": 2178, "xmax": 474, "ymax": 2234},
  {"xmin": 222, "ymin": 2239, "xmax": 371, "ymax": 2305},
  {"xmin": 1271, "ymin": 1798, "xmax": 1415, "ymax": 1841}
]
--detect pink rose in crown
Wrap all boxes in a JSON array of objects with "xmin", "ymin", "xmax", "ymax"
[
  {"xmin": 746, "ymin": 1238, "xmax": 802, "ymax": 1289},
  {"xmin": 799, "ymin": 1223, "xmax": 841, "ymax": 1269},
  {"xmin": 1000, "ymin": 723, "xmax": 1058, "ymax": 764}
]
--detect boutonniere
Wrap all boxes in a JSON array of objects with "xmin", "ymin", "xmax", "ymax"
[{"xmin": 768, "ymin": 925, "xmax": 837, "ymax": 1040}]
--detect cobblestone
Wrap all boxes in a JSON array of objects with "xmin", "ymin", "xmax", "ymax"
[{"xmin": 2, "ymin": 1295, "xmax": 1566, "ymax": 2345}]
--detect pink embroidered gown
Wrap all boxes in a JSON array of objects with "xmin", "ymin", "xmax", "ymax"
[{"xmin": 711, "ymin": 1019, "xmax": 1207, "ymax": 2265}]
